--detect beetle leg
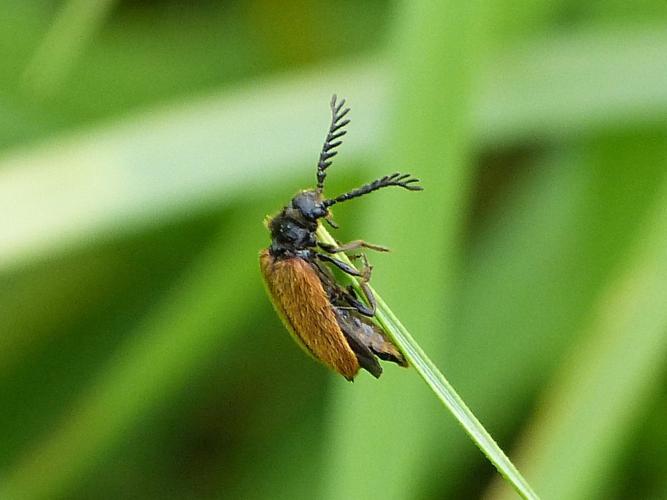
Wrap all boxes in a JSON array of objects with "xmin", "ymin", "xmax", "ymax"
[
  {"xmin": 327, "ymin": 281, "xmax": 375, "ymax": 317},
  {"xmin": 340, "ymin": 256, "xmax": 377, "ymax": 316},
  {"xmin": 355, "ymin": 254, "xmax": 377, "ymax": 314},
  {"xmin": 318, "ymin": 240, "xmax": 389, "ymax": 254},
  {"xmin": 324, "ymin": 215, "xmax": 339, "ymax": 229},
  {"xmin": 343, "ymin": 283, "xmax": 376, "ymax": 316},
  {"xmin": 316, "ymin": 253, "xmax": 362, "ymax": 276},
  {"xmin": 316, "ymin": 254, "xmax": 377, "ymax": 316},
  {"xmin": 317, "ymin": 242, "xmax": 338, "ymax": 253},
  {"xmin": 356, "ymin": 254, "xmax": 373, "ymax": 281},
  {"xmin": 343, "ymin": 276, "xmax": 376, "ymax": 316},
  {"xmin": 358, "ymin": 281, "xmax": 377, "ymax": 316}
]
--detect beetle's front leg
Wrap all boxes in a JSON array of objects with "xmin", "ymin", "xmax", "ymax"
[
  {"xmin": 318, "ymin": 239, "xmax": 390, "ymax": 254},
  {"xmin": 356, "ymin": 254, "xmax": 376, "ymax": 314},
  {"xmin": 316, "ymin": 252, "xmax": 361, "ymax": 277},
  {"xmin": 339, "ymin": 255, "xmax": 376, "ymax": 316},
  {"xmin": 316, "ymin": 253, "xmax": 377, "ymax": 316}
]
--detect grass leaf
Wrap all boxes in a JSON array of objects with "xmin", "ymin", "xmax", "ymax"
[{"xmin": 317, "ymin": 225, "xmax": 539, "ymax": 500}]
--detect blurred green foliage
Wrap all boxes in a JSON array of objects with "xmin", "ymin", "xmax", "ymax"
[{"xmin": 1, "ymin": 1, "xmax": 666, "ymax": 499}]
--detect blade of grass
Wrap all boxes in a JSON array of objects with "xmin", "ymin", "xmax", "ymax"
[
  {"xmin": 0, "ymin": 208, "xmax": 264, "ymax": 500},
  {"xmin": 317, "ymin": 225, "xmax": 539, "ymax": 500},
  {"xmin": 434, "ymin": 133, "xmax": 667, "ymax": 496}
]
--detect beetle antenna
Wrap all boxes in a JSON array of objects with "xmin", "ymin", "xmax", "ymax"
[
  {"xmin": 323, "ymin": 173, "xmax": 423, "ymax": 207},
  {"xmin": 316, "ymin": 95, "xmax": 350, "ymax": 193}
]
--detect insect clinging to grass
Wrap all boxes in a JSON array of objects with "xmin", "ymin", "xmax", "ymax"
[{"xmin": 259, "ymin": 95, "xmax": 422, "ymax": 381}]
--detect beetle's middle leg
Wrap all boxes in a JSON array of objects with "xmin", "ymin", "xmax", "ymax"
[
  {"xmin": 316, "ymin": 253, "xmax": 377, "ymax": 316},
  {"xmin": 343, "ymin": 254, "xmax": 377, "ymax": 316},
  {"xmin": 316, "ymin": 253, "xmax": 361, "ymax": 277}
]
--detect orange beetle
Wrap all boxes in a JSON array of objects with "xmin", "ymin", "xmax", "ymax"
[{"xmin": 260, "ymin": 95, "xmax": 421, "ymax": 380}]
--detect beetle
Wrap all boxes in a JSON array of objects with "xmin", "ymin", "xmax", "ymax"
[{"xmin": 259, "ymin": 95, "xmax": 422, "ymax": 380}]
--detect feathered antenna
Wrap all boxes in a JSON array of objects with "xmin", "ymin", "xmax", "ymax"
[
  {"xmin": 316, "ymin": 95, "xmax": 350, "ymax": 193},
  {"xmin": 323, "ymin": 173, "xmax": 423, "ymax": 208}
]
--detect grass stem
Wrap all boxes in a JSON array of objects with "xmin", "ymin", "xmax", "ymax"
[{"xmin": 317, "ymin": 224, "xmax": 540, "ymax": 500}]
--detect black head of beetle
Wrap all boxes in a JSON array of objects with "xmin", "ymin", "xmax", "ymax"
[
  {"xmin": 268, "ymin": 95, "xmax": 422, "ymax": 259},
  {"xmin": 268, "ymin": 190, "xmax": 324, "ymax": 256}
]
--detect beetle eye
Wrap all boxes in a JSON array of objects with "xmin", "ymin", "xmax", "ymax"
[
  {"xmin": 311, "ymin": 206, "xmax": 327, "ymax": 219},
  {"xmin": 291, "ymin": 193, "xmax": 327, "ymax": 220}
]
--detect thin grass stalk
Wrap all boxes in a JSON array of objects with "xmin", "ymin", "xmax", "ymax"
[{"xmin": 317, "ymin": 224, "xmax": 540, "ymax": 500}]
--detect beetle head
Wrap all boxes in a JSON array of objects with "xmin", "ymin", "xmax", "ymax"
[{"xmin": 290, "ymin": 190, "xmax": 328, "ymax": 221}]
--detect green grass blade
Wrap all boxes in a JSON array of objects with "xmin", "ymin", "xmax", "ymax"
[
  {"xmin": 317, "ymin": 225, "xmax": 539, "ymax": 500},
  {"xmin": 423, "ymin": 143, "xmax": 666, "ymax": 497}
]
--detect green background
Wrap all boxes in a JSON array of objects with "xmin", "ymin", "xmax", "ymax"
[{"xmin": 1, "ymin": 1, "xmax": 666, "ymax": 499}]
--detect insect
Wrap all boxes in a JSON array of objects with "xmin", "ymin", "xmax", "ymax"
[{"xmin": 259, "ymin": 95, "xmax": 422, "ymax": 381}]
